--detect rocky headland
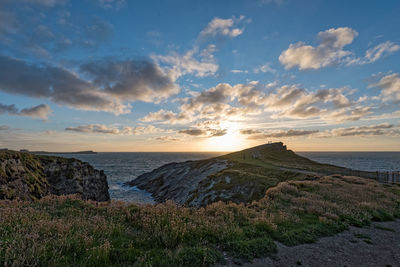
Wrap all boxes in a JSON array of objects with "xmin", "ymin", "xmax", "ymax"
[
  {"xmin": 0, "ymin": 150, "xmax": 109, "ymax": 201},
  {"xmin": 127, "ymin": 142, "xmax": 375, "ymax": 207}
]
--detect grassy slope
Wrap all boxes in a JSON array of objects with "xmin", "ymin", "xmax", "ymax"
[
  {"xmin": 1, "ymin": 176, "xmax": 400, "ymax": 266},
  {"xmin": 219, "ymin": 143, "xmax": 350, "ymax": 173},
  {"xmin": 187, "ymin": 143, "xmax": 365, "ymax": 205}
]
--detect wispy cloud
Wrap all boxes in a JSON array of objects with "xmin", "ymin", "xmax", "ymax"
[
  {"xmin": 321, "ymin": 123, "xmax": 399, "ymax": 137},
  {"xmin": 241, "ymin": 129, "xmax": 318, "ymax": 139},
  {"xmin": 0, "ymin": 103, "xmax": 51, "ymax": 120},
  {"xmin": 0, "ymin": 125, "xmax": 9, "ymax": 131},
  {"xmin": 97, "ymin": 0, "xmax": 126, "ymax": 10},
  {"xmin": 254, "ymin": 62, "xmax": 276, "ymax": 74},
  {"xmin": 65, "ymin": 124, "xmax": 163, "ymax": 135},
  {"xmin": 371, "ymin": 73, "xmax": 400, "ymax": 102},
  {"xmin": 199, "ymin": 16, "xmax": 246, "ymax": 39}
]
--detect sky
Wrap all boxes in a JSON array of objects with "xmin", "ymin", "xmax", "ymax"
[{"xmin": 0, "ymin": 0, "xmax": 400, "ymax": 152}]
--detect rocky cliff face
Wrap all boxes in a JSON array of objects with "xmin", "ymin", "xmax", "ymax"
[
  {"xmin": 126, "ymin": 159, "xmax": 228, "ymax": 205},
  {"xmin": 0, "ymin": 151, "xmax": 109, "ymax": 201}
]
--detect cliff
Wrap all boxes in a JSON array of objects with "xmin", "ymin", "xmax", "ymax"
[
  {"xmin": 127, "ymin": 142, "xmax": 369, "ymax": 207},
  {"xmin": 0, "ymin": 150, "xmax": 109, "ymax": 201},
  {"xmin": 128, "ymin": 159, "xmax": 228, "ymax": 205}
]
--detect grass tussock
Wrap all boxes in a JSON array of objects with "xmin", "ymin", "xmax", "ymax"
[{"xmin": 1, "ymin": 176, "xmax": 400, "ymax": 266}]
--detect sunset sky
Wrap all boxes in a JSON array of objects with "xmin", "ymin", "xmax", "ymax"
[{"xmin": 0, "ymin": 0, "xmax": 400, "ymax": 152}]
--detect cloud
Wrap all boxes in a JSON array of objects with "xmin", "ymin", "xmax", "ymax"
[
  {"xmin": 156, "ymin": 136, "xmax": 179, "ymax": 142},
  {"xmin": 240, "ymin": 129, "xmax": 262, "ymax": 135},
  {"xmin": 141, "ymin": 80, "xmax": 371, "ymax": 129},
  {"xmin": 280, "ymin": 27, "xmax": 400, "ymax": 70},
  {"xmin": 326, "ymin": 106, "xmax": 372, "ymax": 122},
  {"xmin": 140, "ymin": 109, "xmax": 190, "ymax": 124},
  {"xmin": 80, "ymin": 58, "xmax": 179, "ymax": 102},
  {"xmin": 181, "ymin": 82, "xmax": 266, "ymax": 114},
  {"xmin": 373, "ymin": 73, "xmax": 400, "ymax": 101},
  {"xmin": 279, "ymin": 27, "xmax": 358, "ymax": 70},
  {"xmin": 326, "ymin": 123, "xmax": 398, "ymax": 137},
  {"xmin": 65, "ymin": 124, "xmax": 163, "ymax": 135},
  {"xmin": 0, "ymin": 55, "xmax": 130, "ymax": 114},
  {"xmin": 139, "ymin": 82, "xmax": 263, "ymax": 125},
  {"xmin": 178, "ymin": 127, "xmax": 227, "ymax": 137},
  {"xmin": 254, "ymin": 62, "xmax": 276, "ymax": 74},
  {"xmin": 199, "ymin": 16, "xmax": 246, "ymax": 39},
  {"xmin": 348, "ymin": 41, "xmax": 400, "ymax": 65},
  {"xmin": 231, "ymin": 69, "xmax": 248, "ymax": 74},
  {"xmin": 65, "ymin": 124, "xmax": 120, "ymax": 134},
  {"xmin": 151, "ymin": 45, "xmax": 219, "ymax": 78},
  {"xmin": 243, "ymin": 129, "xmax": 318, "ymax": 139},
  {"xmin": 7, "ymin": 0, "xmax": 65, "ymax": 7},
  {"xmin": 0, "ymin": 125, "xmax": 9, "ymax": 131},
  {"xmin": 0, "ymin": 103, "xmax": 18, "ymax": 115},
  {"xmin": 152, "ymin": 16, "xmax": 249, "ymax": 79},
  {"xmin": 0, "ymin": 55, "xmax": 181, "ymax": 114},
  {"xmin": 178, "ymin": 128, "xmax": 205, "ymax": 136},
  {"xmin": 97, "ymin": 0, "xmax": 126, "ymax": 10},
  {"xmin": 260, "ymin": 0, "xmax": 284, "ymax": 4},
  {"xmin": 19, "ymin": 104, "xmax": 52, "ymax": 120},
  {"xmin": 241, "ymin": 124, "xmax": 400, "ymax": 140},
  {"xmin": 364, "ymin": 41, "xmax": 400, "ymax": 63},
  {"xmin": 0, "ymin": 103, "xmax": 52, "ymax": 120},
  {"xmin": 0, "ymin": 11, "xmax": 18, "ymax": 39},
  {"xmin": 264, "ymin": 85, "xmax": 362, "ymax": 121},
  {"xmin": 84, "ymin": 18, "xmax": 114, "ymax": 45},
  {"xmin": 209, "ymin": 128, "xmax": 227, "ymax": 137}
]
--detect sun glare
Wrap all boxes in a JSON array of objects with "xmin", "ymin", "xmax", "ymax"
[{"xmin": 204, "ymin": 122, "xmax": 247, "ymax": 152}]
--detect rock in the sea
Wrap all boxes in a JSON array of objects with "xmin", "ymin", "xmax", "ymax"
[{"xmin": 0, "ymin": 150, "xmax": 109, "ymax": 201}]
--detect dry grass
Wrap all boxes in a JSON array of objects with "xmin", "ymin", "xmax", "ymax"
[{"xmin": 1, "ymin": 176, "xmax": 400, "ymax": 266}]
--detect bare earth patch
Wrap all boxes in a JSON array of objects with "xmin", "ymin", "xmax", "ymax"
[{"xmin": 225, "ymin": 220, "xmax": 400, "ymax": 267}]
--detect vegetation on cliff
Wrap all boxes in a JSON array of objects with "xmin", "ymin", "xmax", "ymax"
[
  {"xmin": 1, "ymin": 175, "xmax": 400, "ymax": 266},
  {"xmin": 0, "ymin": 150, "xmax": 109, "ymax": 202},
  {"xmin": 131, "ymin": 142, "xmax": 374, "ymax": 206}
]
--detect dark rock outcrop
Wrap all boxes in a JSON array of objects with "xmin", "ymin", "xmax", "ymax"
[
  {"xmin": 126, "ymin": 159, "xmax": 228, "ymax": 205},
  {"xmin": 0, "ymin": 150, "xmax": 109, "ymax": 201}
]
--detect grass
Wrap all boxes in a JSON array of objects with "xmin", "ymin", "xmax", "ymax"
[
  {"xmin": 219, "ymin": 143, "xmax": 376, "ymax": 178},
  {"xmin": 192, "ymin": 162, "xmax": 309, "ymax": 205},
  {"xmin": 0, "ymin": 150, "xmax": 89, "ymax": 201},
  {"xmin": 0, "ymin": 150, "xmax": 49, "ymax": 200},
  {"xmin": 187, "ymin": 142, "xmax": 379, "ymax": 206},
  {"xmin": 1, "ymin": 175, "xmax": 400, "ymax": 266}
]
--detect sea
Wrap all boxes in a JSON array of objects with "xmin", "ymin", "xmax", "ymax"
[{"xmin": 48, "ymin": 151, "xmax": 400, "ymax": 203}]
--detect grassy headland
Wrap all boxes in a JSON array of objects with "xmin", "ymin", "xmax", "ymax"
[
  {"xmin": 1, "ymin": 175, "xmax": 400, "ymax": 266},
  {"xmin": 182, "ymin": 142, "xmax": 375, "ymax": 206}
]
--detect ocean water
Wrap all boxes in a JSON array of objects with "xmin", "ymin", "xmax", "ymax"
[
  {"xmin": 297, "ymin": 152, "xmax": 400, "ymax": 172},
  {"xmin": 48, "ymin": 152, "xmax": 223, "ymax": 203},
  {"xmin": 49, "ymin": 151, "xmax": 400, "ymax": 203}
]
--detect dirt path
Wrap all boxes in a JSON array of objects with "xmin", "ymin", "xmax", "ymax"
[{"xmin": 224, "ymin": 220, "xmax": 400, "ymax": 267}]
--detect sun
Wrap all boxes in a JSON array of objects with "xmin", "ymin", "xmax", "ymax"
[{"xmin": 203, "ymin": 122, "xmax": 247, "ymax": 152}]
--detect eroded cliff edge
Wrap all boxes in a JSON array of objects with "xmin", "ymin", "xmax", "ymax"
[{"xmin": 0, "ymin": 150, "xmax": 109, "ymax": 201}]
